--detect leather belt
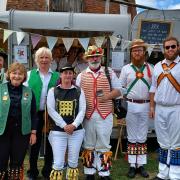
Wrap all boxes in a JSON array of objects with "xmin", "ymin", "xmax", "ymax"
[{"xmin": 126, "ymin": 98, "xmax": 150, "ymax": 104}]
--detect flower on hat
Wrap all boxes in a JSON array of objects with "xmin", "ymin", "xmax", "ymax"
[{"xmin": 85, "ymin": 45, "xmax": 104, "ymax": 57}]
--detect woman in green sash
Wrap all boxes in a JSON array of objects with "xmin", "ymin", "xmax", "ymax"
[{"xmin": 0, "ymin": 62, "xmax": 38, "ymax": 179}]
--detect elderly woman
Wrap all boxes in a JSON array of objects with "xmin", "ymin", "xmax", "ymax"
[
  {"xmin": 25, "ymin": 47, "xmax": 59, "ymax": 179},
  {"xmin": 47, "ymin": 63, "xmax": 86, "ymax": 180},
  {"xmin": 0, "ymin": 62, "xmax": 38, "ymax": 179}
]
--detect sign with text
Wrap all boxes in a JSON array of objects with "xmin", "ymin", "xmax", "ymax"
[{"xmin": 138, "ymin": 19, "xmax": 172, "ymax": 44}]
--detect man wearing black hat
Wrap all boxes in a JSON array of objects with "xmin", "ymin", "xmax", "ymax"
[{"xmin": 0, "ymin": 49, "xmax": 7, "ymax": 84}]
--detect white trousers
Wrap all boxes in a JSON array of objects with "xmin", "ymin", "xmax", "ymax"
[
  {"xmin": 126, "ymin": 110, "xmax": 149, "ymax": 165},
  {"xmin": 48, "ymin": 129, "xmax": 85, "ymax": 170},
  {"xmin": 83, "ymin": 111, "xmax": 113, "ymax": 176},
  {"xmin": 155, "ymin": 104, "xmax": 180, "ymax": 180}
]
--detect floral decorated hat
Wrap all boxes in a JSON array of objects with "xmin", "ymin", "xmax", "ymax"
[{"xmin": 84, "ymin": 45, "xmax": 104, "ymax": 57}]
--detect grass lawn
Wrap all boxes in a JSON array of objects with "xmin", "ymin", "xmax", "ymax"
[{"xmin": 24, "ymin": 151, "xmax": 159, "ymax": 180}]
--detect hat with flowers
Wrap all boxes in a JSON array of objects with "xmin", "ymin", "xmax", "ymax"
[{"xmin": 84, "ymin": 45, "xmax": 104, "ymax": 57}]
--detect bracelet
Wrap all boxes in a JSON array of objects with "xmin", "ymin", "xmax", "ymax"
[{"xmin": 31, "ymin": 132, "xmax": 36, "ymax": 135}]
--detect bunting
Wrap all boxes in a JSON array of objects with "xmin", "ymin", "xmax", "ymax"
[
  {"xmin": 147, "ymin": 45, "xmax": 154, "ymax": 56},
  {"xmin": 16, "ymin": 31, "xmax": 26, "ymax": 45},
  {"xmin": 30, "ymin": 33, "xmax": 42, "ymax": 49},
  {"xmin": 3, "ymin": 29, "xmax": 14, "ymax": 43},
  {"xmin": 0, "ymin": 28, "xmax": 164, "ymax": 56},
  {"xmin": 109, "ymin": 35, "xmax": 119, "ymax": 50},
  {"xmin": 62, "ymin": 38, "xmax": 74, "ymax": 52},
  {"xmin": 46, "ymin": 36, "xmax": 58, "ymax": 50},
  {"xmin": 78, "ymin": 37, "xmax": 90, "ymax": 50},
  {"xmin": 94, "ymin": 36, "xmax": 105, "ymax": 47},
  {"xmin": 121, "ymin": 39, "xmax": 131, "ymax": 51}
]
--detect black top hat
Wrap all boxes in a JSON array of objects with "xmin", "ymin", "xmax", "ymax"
[
  {"xmin": 60, "ymin": 62, "xmax": 74, "ymax": 72},
  {"xmin": 0, "ymin": 49, "xmax": 7, "ymax": 60}
]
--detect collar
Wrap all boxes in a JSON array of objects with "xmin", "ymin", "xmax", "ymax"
[
  {"xmin": 57, "ymin": 84, "xmax": 75, "ymax": 89},
  {"xmin": 86, "ymin": 66, "xmax": 104, "ymax": 74},
  {"xmin": 162, "ymin": 56, "xmax": 180, "ymax": 65},
  {"xmin": 36, "ymin": 68, "xmax": 53, "ymax": 74}
]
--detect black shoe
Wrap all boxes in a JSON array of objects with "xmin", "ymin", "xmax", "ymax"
[
  {"xmin": 85, "ymin": 174, "xmax": 95, "ymax": 180},
  {"xmin": 151, "ymin": 177, "xmax": 165, "ymax": 180},
  {"xmin": 127, "ymin": 167, "xmax": 136, "ymax": 178},
  {"xmin": 99, "ymin": 176, "xmax": 111, "ymax": 180},
  {"xmin": 136, "ymin": 166, "xmax": 149, "ymax": 178}
]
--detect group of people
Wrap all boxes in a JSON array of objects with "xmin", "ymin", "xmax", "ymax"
[{"xmin": 0, "ymin": 35, "xmax": 179, "ymax": 180}]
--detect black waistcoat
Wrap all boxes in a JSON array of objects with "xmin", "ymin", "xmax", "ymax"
[{"xmin": 51, "ymin": 86, "xmax": 82, "ymax": 131}]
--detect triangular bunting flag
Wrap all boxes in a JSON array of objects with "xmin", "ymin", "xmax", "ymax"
[
  {"xmin": 121, "ymin": 39, "xmax": 131, "ymax": 51},
  {"xmin": 147, "ymin": 45, "xmax": 154, "ymax": 56},
  {"xmin": 16, "ymin": 31, "xmax": 26, "ymax": 45},
  {"xmin": 78, "ymin": 38, "xmax": 90, "ymax": 50},
  {"xmin": 46, "ymin": 36, "xmax": 58, "ymax": 50},
  {"xmin": 62, "ymin": 38, "xmax": 74, "ymax": 52},
  {"xmin": 109, "ymin": 35, "xmax": 119, "ymax": 50},
  {"xmin": 94, "ymin": 36, "xmax": 105, "ymax": 47},
  {"xmin": 3, "ymin": 29, "xmax": 14, "ymax": 43},
  {"xmin": 30, "ymin": 33, "xmax": 42, "ymax": 49}
]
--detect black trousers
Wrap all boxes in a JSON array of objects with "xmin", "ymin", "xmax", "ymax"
[
  {"xmin": 29, "ymin": 111, "xmax": 53, "ymax": 177},
  {"xmin": 0, "ymin": 124, "xmax": 30, "ymax": 171}
]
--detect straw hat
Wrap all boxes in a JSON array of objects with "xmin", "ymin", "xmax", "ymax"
[
  {"xmin": 84, "ymin": 45, "xmax": 104, "ymax": 57},
  {"xmin": 130, "ymin": 39, "xmax": 148, "ymax": 50}
]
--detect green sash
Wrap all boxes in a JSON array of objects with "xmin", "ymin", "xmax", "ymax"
[{"xmin": 127, "ymin": 64, "xmax": 150, "ymax": 95}]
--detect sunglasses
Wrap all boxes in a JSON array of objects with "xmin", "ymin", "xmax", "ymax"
[{"xmin": 165, "ymin": 45, "xmax": 177, "ymax": 50}]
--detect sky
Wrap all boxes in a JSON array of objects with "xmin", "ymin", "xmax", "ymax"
[{"xmin": 136, "ymin": 0, "xmax": 180, "ymax": 11}]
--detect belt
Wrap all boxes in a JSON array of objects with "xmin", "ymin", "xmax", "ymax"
[{"xmin": 126, "ymin": 98, "xmax": 150, "ymax": 104}]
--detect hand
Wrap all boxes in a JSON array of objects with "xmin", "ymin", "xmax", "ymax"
[
  {"xmin": 64, "ymin": 124, "xmax": 76, "ymax": 135},
  {"xmin": 149, "ymin": 107, "xmax": 155, "ymax": 119},
  {"xmin": 29, "ymin": 133, "xmax": 37, "ymax": 145}
]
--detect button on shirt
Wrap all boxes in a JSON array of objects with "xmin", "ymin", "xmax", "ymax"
[{"xmin": 150, "ymin": 56, "xmax": 180, "ymax": 106}]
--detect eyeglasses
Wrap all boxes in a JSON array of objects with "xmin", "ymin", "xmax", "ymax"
[
  {"xmin": 131, "ymin": 49, "xmax": 144, "ymax": 53},
  {"xmin": 165, "ymin": 45, "xmax": 177, "ymax": 50}
]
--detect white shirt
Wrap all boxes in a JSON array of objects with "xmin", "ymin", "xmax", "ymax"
[
  {"xmin": 150, "ymin": 56, "xmax": 180, "ymax": 106},
  {"xmin": 47, "ymin": 85, "xmax": 86, "ymax": 129},
  {"xmin": 119, "ymin": 63, "xmax": 153, "ymax": 100},
  {"xmin": 119, "ymin": 63, "xmax": 154, "ymax": 113},
  {"xmin": 24, "ymin": 68, "xmax": 53, "ymax": 110}
]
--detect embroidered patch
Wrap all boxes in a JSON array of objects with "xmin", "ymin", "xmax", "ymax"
[
  {"xmin": 136, "ymin": 72, "xmax": 144, "ymax": 79},
  {"xmin": 2, "ymin": 95, "xmax": 8, "ymax": 101}
]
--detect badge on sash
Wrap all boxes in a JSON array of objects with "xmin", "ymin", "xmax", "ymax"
[
  {"xmin": 2, "ymin": 95, "xmax": 8, "ymax": 101},
  {"xmin": 24, "ymin": 92, "xmax": 29, "ymax": 100}
]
